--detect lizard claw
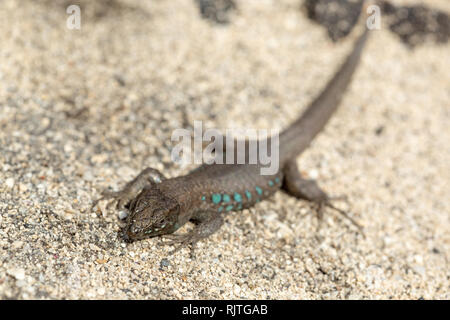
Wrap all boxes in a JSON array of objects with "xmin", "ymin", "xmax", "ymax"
[
  {"xmin": 313, "ymin": 196, "xmax": 364, "ymax": 237},
  {"xmin": 324, "ymin": 201, "xmax": 365, "ymax": 237},
  {"xmin": 91, "ymin": 189, "xmax": 133, "ymax": 212}
]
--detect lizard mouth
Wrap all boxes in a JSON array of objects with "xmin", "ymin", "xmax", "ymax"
[{"xmin": 121, "ymin": 226, "xmax": 162, "ymax": 242}]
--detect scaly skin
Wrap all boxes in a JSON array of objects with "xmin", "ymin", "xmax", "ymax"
[{"xmin": 94, "ymin": 25, "xmax": 370, "ymax": 251}]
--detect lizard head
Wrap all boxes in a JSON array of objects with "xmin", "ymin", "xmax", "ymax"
[{"xmin": 122, "ymin": 186, "xmax": 180, "ymax": 242}]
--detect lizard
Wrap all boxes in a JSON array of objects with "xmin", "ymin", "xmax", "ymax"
[{"xmin": 93, "ymin": 21, "xmax": 371, "ymax": 251}]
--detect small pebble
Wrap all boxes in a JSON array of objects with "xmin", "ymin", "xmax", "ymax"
[
  {"xmin": 160, "ymin": 259, "xmax": 170, "ymax": 268},
  {"xmin": 5, "ymin": 178, "xmax": 15, "ymax": 189},
  {"xmin": 7, "ymin": 268, "xmax": 25, "ymax": 281},
  {"xmin": 118, "ymin": 210, "xmax": 128, "ymax": 220}
]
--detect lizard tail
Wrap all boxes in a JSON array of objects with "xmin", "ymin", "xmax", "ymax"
[{"xmin": 279, "ymin": 14, "xmax": 371, "ymax": 165}]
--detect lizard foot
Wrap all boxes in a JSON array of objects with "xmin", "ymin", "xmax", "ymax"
[
  {"xmin": 312, "ymin": 198, "xmax": 365, "ymax": 237},
  {"xmin": 91, "ymin": 189, "xmax": 135, "ymax": 212},
  {"xmin": 161, "ymin": 233, "xmax": 202, "ymax": 254},
  {"xmin": 282, "ymin": 160, "xmax": 364, "ymax": 236},
  {"xmin": 161, "ymin": 214, "xmax": 224, "ymax": 254},
  {"xmin": 91, "ymin": 167, "xmax": 167, "ymax": 213}
]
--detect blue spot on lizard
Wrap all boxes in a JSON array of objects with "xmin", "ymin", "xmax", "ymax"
[
  {"xmin": 222, "ymin": 194, "xmax": 231, "ymax": 203},
  {"xmin": 212, "ymin": 194, "xmax": 221, "ymax": 204}
]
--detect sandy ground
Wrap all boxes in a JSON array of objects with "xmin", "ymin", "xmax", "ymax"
[{"xmin": 0, "ymin": 0, "xmax": 448, "ymax": 299}]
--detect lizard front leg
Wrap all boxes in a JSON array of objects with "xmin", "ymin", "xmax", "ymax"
[
  {"xmin": 282, "ymin": 160, "xmax": 363, "ymax": 234},
  {"xmin": 92, "ymin": 167, "xmax": 166, "ymax": 211},
  {"xmin": 162, "ymin": 211, "xmax": 224, "ymax": 253}
]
